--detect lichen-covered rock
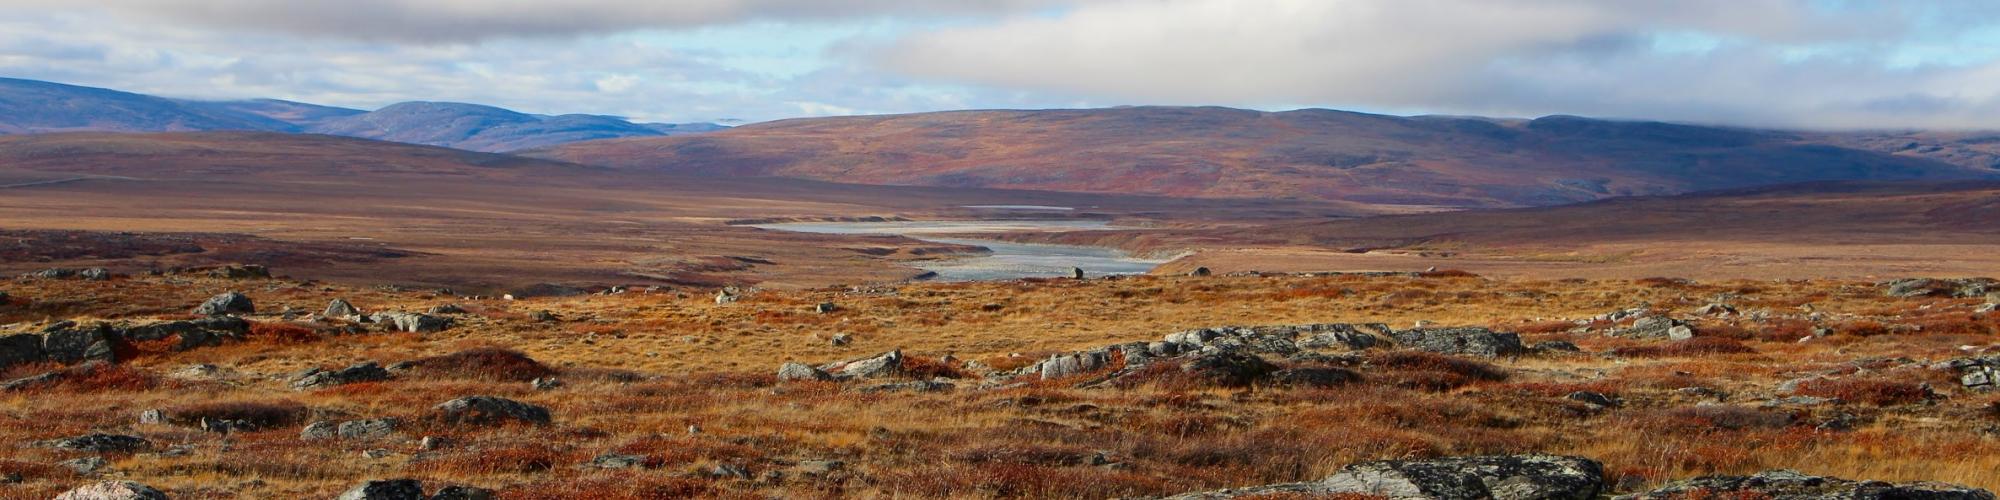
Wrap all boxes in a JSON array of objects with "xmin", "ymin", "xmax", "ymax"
[
  {"xmin": 292, "ymin": 362, "xmax": 391, "ymax": 390},
  {"xmin": 1883, "ymin": 278, "xmax": 1996, "ymax": 298},
  {"xmin": 1391, "ymin": 327, "xmax": 1527, "ymax": 358},
  {"xmin": 1613, "ymin": 316, "xmax": 1696, "ymax": 341},
  {"xmin": 53, "ymin": 480, "xmax": 168, "ymax": 500},
  {"xmin": 78, "ymin": 268, "xmax": 111, "ymax": 281},
  {"xmin": 1167, "ymin": 454, "xmax": 1604, "ymax": 499},
  {"xmin": 1180, "ymin": 351, "xmax": 1277, "ymax": 387},
  {"xmin": 1296, "ymin": 323, "xmax": 1392, "ymax": 351},
  {"xmin": 832, "ymin": 350, "xmax": 903, "ymax": 379},
  {"xmin": 335, "ymin": 479, "xmax": 426, "ymax": 500},
  {"xmin": 43, "ymin": 323, "xmax": 118, "ymax": 364},
  {"xmin": 372, "ymin": 313, "xmax": 451, "ymax": 333},
  {"xmin": 0, "ymin": 333, "xmax": 46, "ymax": 370},
  {"xmin": 777, "ymin": 362, "xmax": 833, "ymax": 382},
  {"xmin": 337, "ymin": 418, "xmax": 400, "ymax": 441},
  {"xmin": 325, "ymin": 299, "xmax": 362, "ymax": 318},
  {"xmin": 1038, "ymin": 350, "xmax": 1113, "ymax": 380},
  {"xmin": 1616, "ymin": 469, "xmax": 1995, "ymax": 500},
  {"xmin": 434, "ymin": 396, "xmax": 551, "ymax": 426},
  {"xmin": 44, "ymin": 433, "xmax": 151, "ymax": 453},
  {"xmin": 193, "ymin": 292, "xmax": 254, "ymax": 316}
]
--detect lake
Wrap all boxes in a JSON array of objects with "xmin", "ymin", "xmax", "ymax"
[{"xmin": 751, "ymin": 220, "xmax": 1167, "ymax": 281}]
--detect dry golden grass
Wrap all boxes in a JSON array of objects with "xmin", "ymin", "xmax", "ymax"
[{"xmin": 1, "ymin": 272, "xmax": 1997, "ymax": 498}]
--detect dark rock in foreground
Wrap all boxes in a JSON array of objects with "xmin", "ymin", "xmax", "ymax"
[
  {"xmin": 1616, "ymin": 469, "xmax": 1995, "ymax": 500},
  {"xmin": 1167, "ymin": 454, "xmax": 1604, "ymax": 499}
]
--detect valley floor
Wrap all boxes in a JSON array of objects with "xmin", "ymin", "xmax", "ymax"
[{"xmin": 3, "ymin": 271, "xmax": 1999, "ymax": 498}]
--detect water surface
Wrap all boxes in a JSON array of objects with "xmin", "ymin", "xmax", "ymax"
[{"xmin": 753, "ymin": 220, "xmax": 1165, "ymax": 281}]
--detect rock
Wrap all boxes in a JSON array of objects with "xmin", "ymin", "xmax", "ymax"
[
  {"xmin": 1, "ymin": 370, "xmax": 63, "ymax": 391},
  {"xmin": 856, "ymin": 379, "xmax": 955, "ymax": 393},
  {"xmin": 335, "ymin": 479, "xmax": 426, "ymax": 500},
  {"xmin": 29, "ymin": 268, "xmax": 77, "ymax": 279},
  {"xmin": 715, "ymin": 289, "xmax": 740, "ymax": 304},
  {"xmin": 590, "ymin": 453, "xmax": 649, "ymax": 469},
  {"xmin": 53, "ymin": 481, "xmax": 169, "ymax": 500},
  {"xmin": 529, "ymin": 310, "xmax": 558, "ymax": 322},
  {"xmin": 60, "ymin": 456, "xmax": 109, "ymax": 475},
  {"xmin": 431, "ymin": 485, "xmax": 496, "ymax": 500},
  {"xmin": 1884, "ymin": 278, "xmax": 1996, "ymax": 298},
  {"xmin": 138, "ymin": 409, "xmax": 167, "ymax": 425},
  {"xmin": 1268, "ymin": 367, "xmax": 1363, "ymax": 388},
  {"xmin": 1320, "ymin": 454, "xmax": 1603, "ymax": 500},
  {"xmin": 1566, "ymin": 391, "xmax": 1621, "ymax": 408},
  {"xmin": 709, "ymin": 464, "xmax": 752, "ymax": 480},
  {"xmin": 1613, "ymin": 316, "xmax": 1695, "ymax": 341},
  {"xmin": 418, "ymin": 436, "xmax": 447, "ymax": 451},
  {"xmin": 427, "ymin": 304, "xmax": 469, "ymax": 315},
  {"xmin": 1190, "ymin": 267, "xmax": 1212, "ymax": 277},
  {"xmin": 1617, "ymin": 469, "xmax": 1995, "ymax": 499},
  {"xmin": 1391, "ymin": 327, "xmax": 1527, "ymax": 358},
  {"xmin": 206, "ymin": 265, "xmax": 271, "ymax": 280},
  {"xmin": 777, "ymin": 362, "xmax": 833, "ymax": 382},
  {"xmin": 1296, "ymin": 324, "xmax": 1391, "ymax": 351},
  {"xmin": 193, "ymin": 292, "xmax": 254, "ymax": 316},
  {"xmin": 1180, "ymin": 351, "xmax": 1277, "ymax": 386},
  {"xmin": 337, "ymin": 418, "xmax": 400, "ymax": 440},
  {"xmin": 46, "ymin": 433, "xmax": 151, "ymax": 453},
  {"xmin": 43, "ymin": 323, "xmax": 118, "ymax": 364},
  {"xmin": 374, "ymin": 313, "xmax": 451, "ymax": 333},
  {"xmin": 292, "ymin": 362, "xmax": 391, "ymax": 390},
  {"xmin": 1038, "ymin": 350, "xmax": 1113, "ymax": 380},
  {"xmin": 1980, "ymin": 303, "xmax": 1997, "ymax": 314},
  {"xmin": 1693, "ymin": 303, "xmax": 1738, "ymax": 316},
  {"xmin": 434, "ymin": 396, "xmax": 552, "ymax": 426},
  {"xmin": 835, "ymin": 350, "xmax": 903, "ymax": 379},
  {"xmin": 0, "ymin": 333, "xmax": 47, "ymax": 370},
  {"xmin": 1170, "ymin": 454, "xmax": 1604, "ymax": 500},
  {"xmin": 815, "ymin": 302, "xmax": 838, "ymax": 314},
  {"xmin": 794, "ymin": 459, "xmax": 845, "ymax": 477},
  {"xmin": 829, "ymin": 333, "xmax": 852, "ymax": 346},
  {"xmin": 530, "ymin": 377, "xmax": 563, "ymax": 391},
  {"xmin": 78, "ymin": 267, "xmax": 112, "ymax": 281},
  {"xmin": 325, "ymin": 299, "xmax": 362, "ymax": 318},
  {"xmin": 1531, "ymin": 341, "xmax": 1582, "ymax": 353},
  {"xmin": 301, "ymin": 421, "xmax": 338, "ymax": 440},
  {"xmin": 1071, "ymin": 267, "xmax": 1086, "ymax": 279}
]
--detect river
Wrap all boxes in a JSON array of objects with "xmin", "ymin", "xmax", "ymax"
[{"xmin": 751, "ymin": 219, "xmax": 1166, "ymax": 281}]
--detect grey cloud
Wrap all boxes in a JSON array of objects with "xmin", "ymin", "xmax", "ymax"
[{"xmin": 22, "ymin": 0, "xmax": 1071, "ymax": 43}]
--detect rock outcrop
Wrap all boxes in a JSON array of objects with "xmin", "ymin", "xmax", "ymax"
[
  {"xmin": 1391, "ymin": 327, "xmax": 1527, "ymax": 358},
  {"xmin": 193, "ymin": 292, "xmax": 254, "ymax": 316},
  {"xmin": 1617, "ymin": 469, "xmax": 1995, "ymax": 499},
  {"xmin": 1169, "ymin": 454, "xmax": 1604, "ymax": 499},
  {"xmin": 54, "ymin": 481, "xmax": 169, "ymax": 500},
  {"xmin": 434, "ymin": 396, "xmax": 551, "ymax": 426},
  {"xmin": 292, "ymin": 362, "xmax": 391, "ymax": 390},
  {"xmin": 1883, "ymin": 278, "xmax": 1996, "ymax": 298}
]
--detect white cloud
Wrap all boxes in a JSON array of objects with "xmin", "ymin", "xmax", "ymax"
[{"xmin": 871, "ymin": 0, "xmax": 2000, "ymax": 128}]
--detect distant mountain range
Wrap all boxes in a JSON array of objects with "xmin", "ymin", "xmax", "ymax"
[
  {"xmin": 5, "ymin": 76, "xmax": 1998, "ymax": 209},
  {"xmin": 0, "ymin": 77, "xmax": 724, "ymax": 152},
  {"xmin": 530, "ymin": 106, "xmax": 2000, "ymax": 207}
]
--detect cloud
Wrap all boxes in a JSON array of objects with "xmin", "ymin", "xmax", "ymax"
[
  {"xmin": 870, "ymin": 0, "xmax": 2000, "ymax": 128},
  {"xmin": 20, "ymin": 0, "xmax": 1068, "ymax": 43}
]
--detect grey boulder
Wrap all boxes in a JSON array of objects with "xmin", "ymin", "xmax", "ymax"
[
  {"xmin": 193, "ymin": 292, "xmax": 254, "ymax": 316},
  {"xmin": 53, "ymin": 481, "xmax": 168, "ymax": 500}
]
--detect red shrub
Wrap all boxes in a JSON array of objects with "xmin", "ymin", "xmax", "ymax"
[
  {"xmin": 1611, "ymin": 338, "xmax": 1756, "ymax": 358},
  {"xmin": 246, "ymin": 322, "xmax": 321, "ymax": 344},
  {"xmin": 901, "ymin": 355, "xmax": 971, "ymax": 379}
]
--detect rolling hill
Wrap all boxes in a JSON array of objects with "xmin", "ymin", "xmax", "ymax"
[
  {"xmin": 530, "ymin": 107, "xmax": 1998, "ymax": 208},
  {"xmin": 0, "ymin": 77, "xmax": 723, "ymax": 151}
]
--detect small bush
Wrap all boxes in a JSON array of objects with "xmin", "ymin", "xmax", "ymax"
[
  {"xmin": 405, "ymin": 347, "xmax": 555, "ymax": 382},
  {"xmin": 245, "ymin": 322, "xmax": 320, "ymax": 344},
  {"xmin": 1611, "ymin": 337, "xmax": 1756, "ymax": 358},
  {"xmin": 1368, "ymin": 351, "xmax": 1508, "ymax": 391},
  {"xmin": 1793, "ymin": 378, "xmax": 1932, "ymax": 406}
]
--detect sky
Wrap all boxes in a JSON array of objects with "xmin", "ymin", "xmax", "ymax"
[{"xmin": 3, "ymin": 0, "xmax": 2000, "ymax": 128}]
